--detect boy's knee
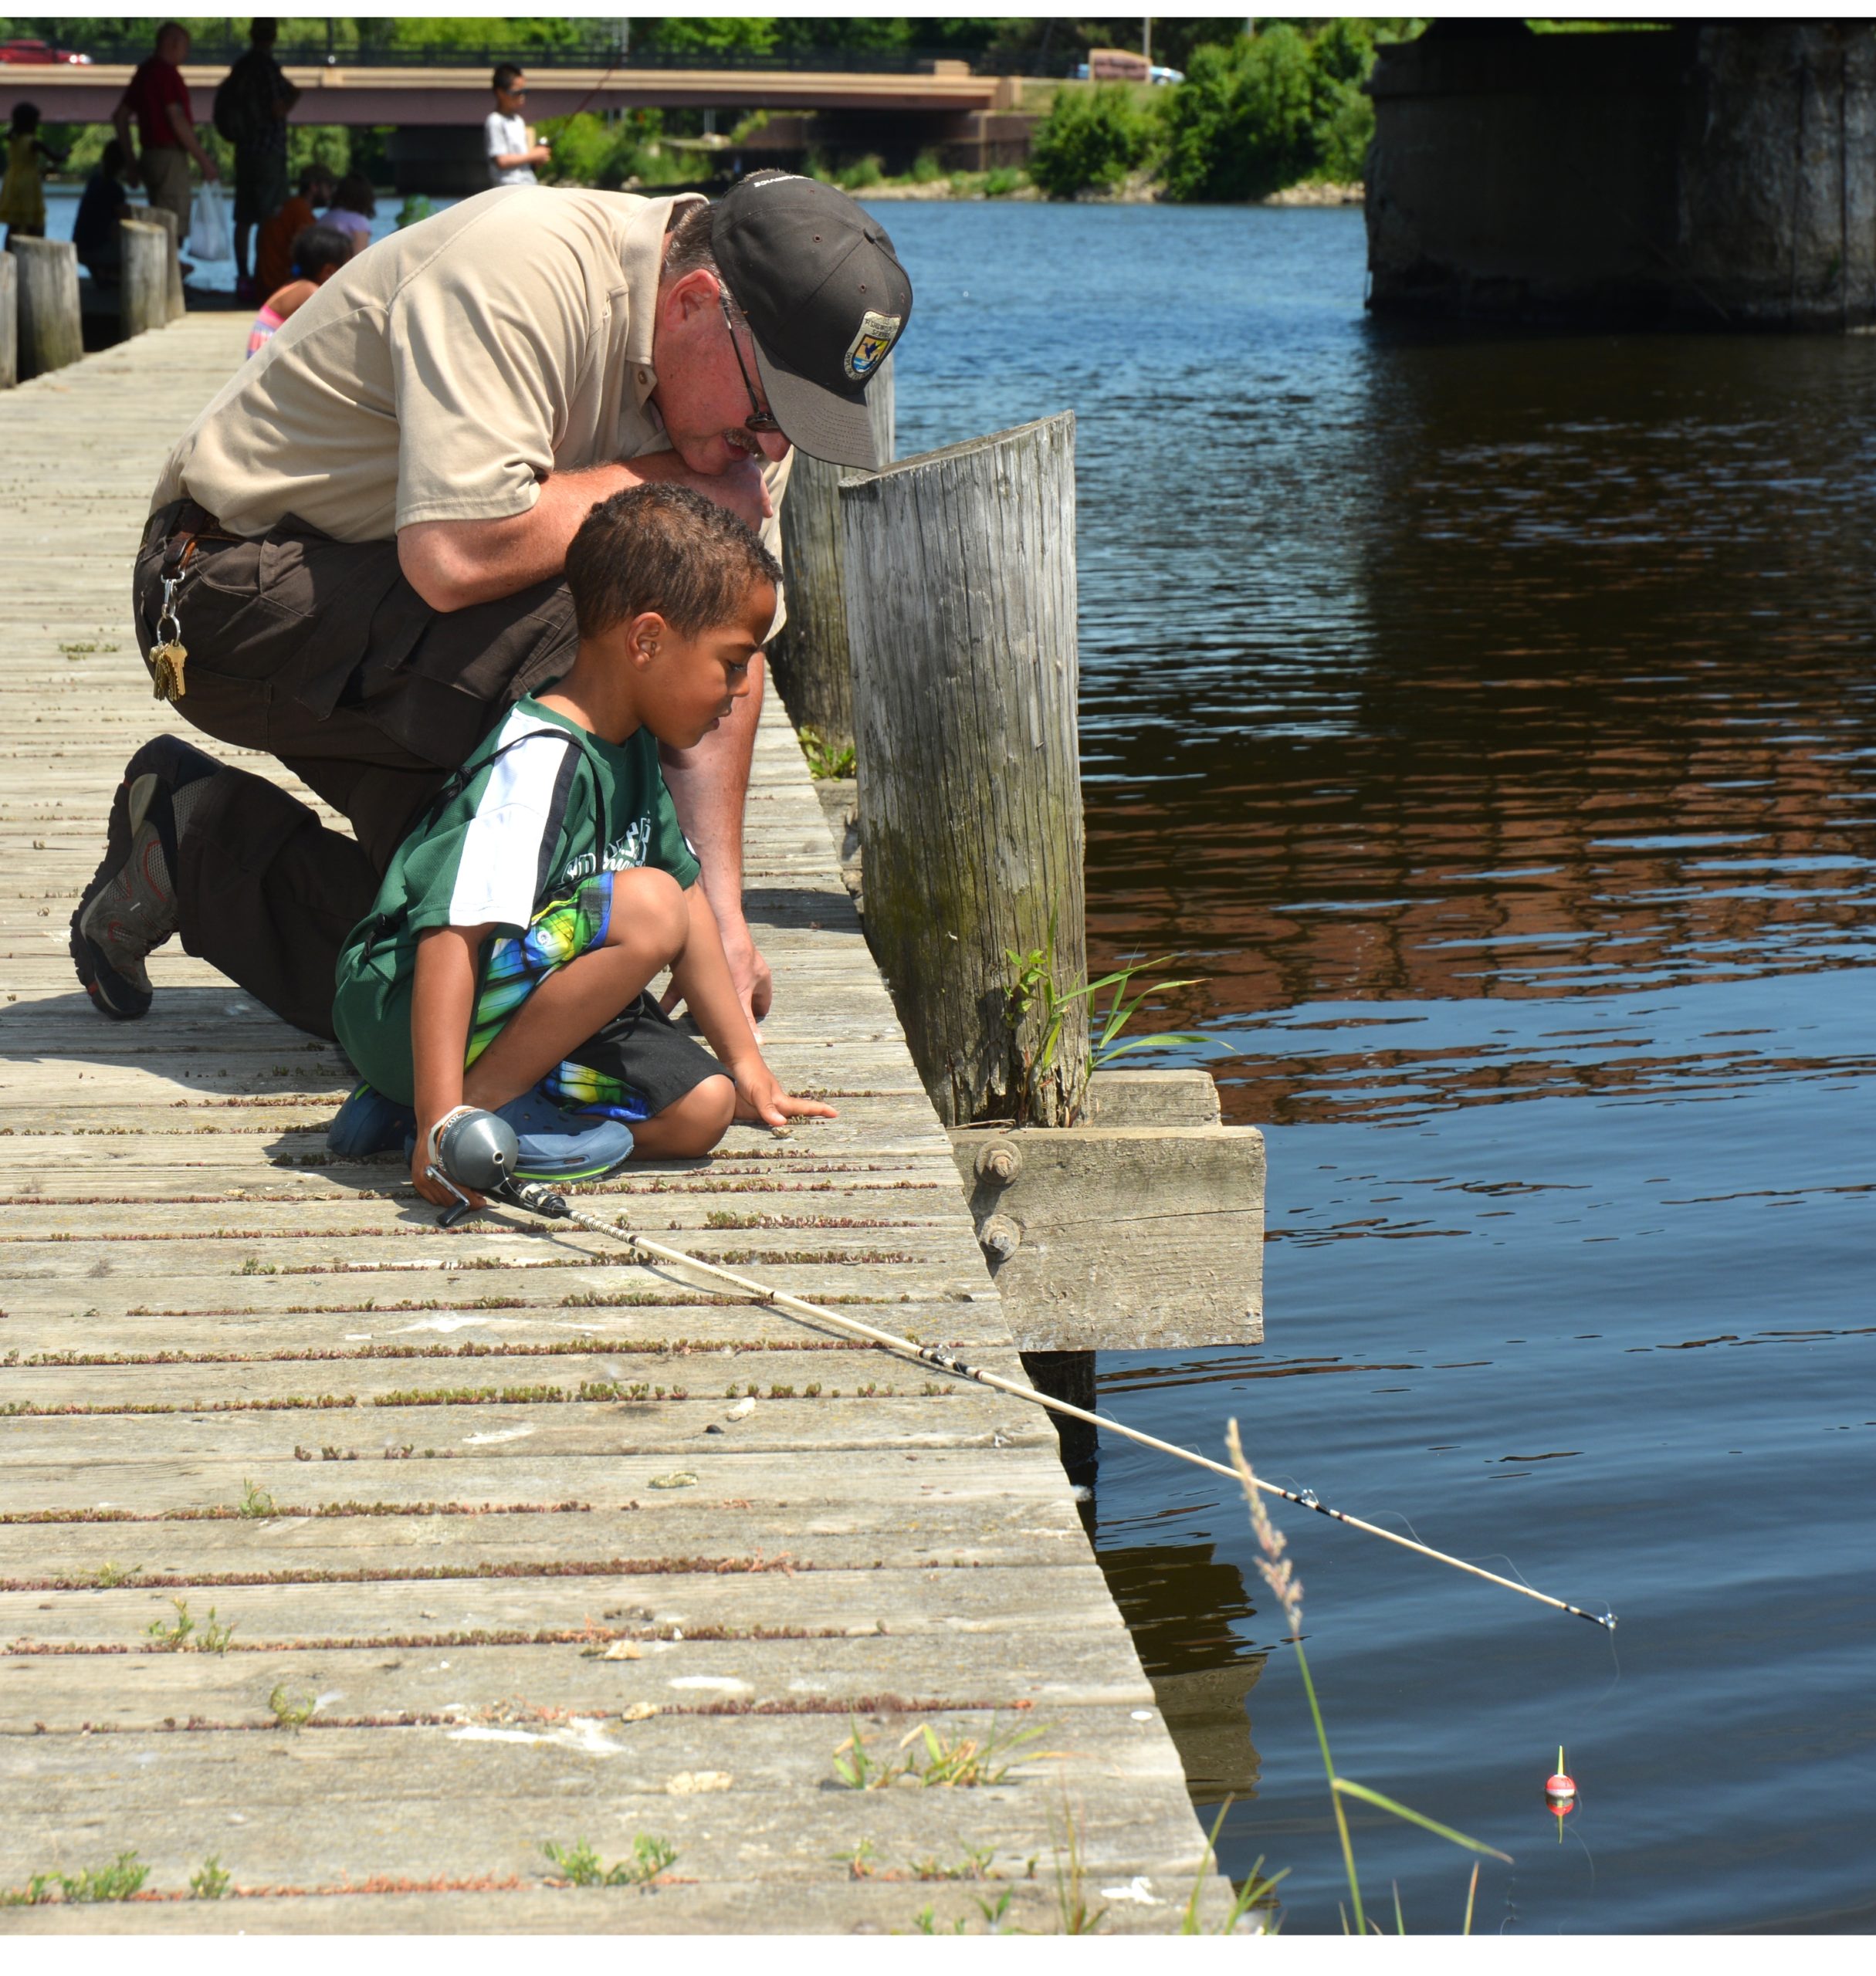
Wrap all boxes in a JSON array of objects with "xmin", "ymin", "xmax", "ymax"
[
  {"xmin": 608, "ymin": 866, "xmax": 688, "ymax": 950},
  {"xmin": 652, "ymin": 1074, "xmax": 735, "ymax": 1158}
]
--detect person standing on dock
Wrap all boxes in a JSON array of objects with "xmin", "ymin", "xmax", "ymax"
[
  {"xmin": 216, "ymin": 18, "xmax": 300, "ymax": 302},
  {"xmin": 486, "ymin": 64, "xmax": 551, "ymax": 187},
  {"xmin": 70, "ymin": 172, "xmax": 910, "ymax": 1047},
  {"xmin": 0, "ymin": 101, "xmax": 61, "ymax": 245},
  {"xmin": 112, "ymin": 20, "xmax": 220, "ymax": 240}
]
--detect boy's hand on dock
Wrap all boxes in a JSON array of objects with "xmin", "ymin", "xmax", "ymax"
[
  {"xmin": 731, "ymin": 1060, "xmax": 837, "ymax": 1132},
  {"xmin": 410, "ymin": 1115, "xmax": 485, "ymax": 1212}
]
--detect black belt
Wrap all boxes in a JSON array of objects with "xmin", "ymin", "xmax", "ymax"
[{"xmin": 143, "ymin": 498, "xmax": 242, "ymax": 553}]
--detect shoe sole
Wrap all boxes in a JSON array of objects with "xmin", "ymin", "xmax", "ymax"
[
  {"xmin": 69, "ymin": 771, "xmax": 165, "ymax": 1021},
  {"xmin": 512, "ymin": 1156, "xmax": 633, "ymax": 1185}
]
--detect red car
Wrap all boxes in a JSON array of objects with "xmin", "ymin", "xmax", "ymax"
[{"xmin": 0, "ymin": 39, "xmax": 92, "ymax": 66}]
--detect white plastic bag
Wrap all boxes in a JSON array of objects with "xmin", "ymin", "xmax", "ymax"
[{"xmin": 186, "ymin": 180, "xmax": 231, "ymax": 262}]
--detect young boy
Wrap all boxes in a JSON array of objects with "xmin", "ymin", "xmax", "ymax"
[{"xmin": 329, "ymin": 486, "xmax": 833, "ymax": 1206}]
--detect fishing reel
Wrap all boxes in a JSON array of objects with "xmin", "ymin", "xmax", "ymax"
[{"xmin": 426, "ymin": 1107, "xmax": 571, "ymax": 1229}]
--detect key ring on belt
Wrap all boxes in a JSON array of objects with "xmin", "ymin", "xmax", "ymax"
[{"xmin": 156, "ymin": 572, "xmax": 184, "ymax": 652}]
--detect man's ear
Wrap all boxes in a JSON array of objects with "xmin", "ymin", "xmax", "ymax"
[{"xmin": 662, "ymin": 266, "xmax": 720, "ymax": 325}]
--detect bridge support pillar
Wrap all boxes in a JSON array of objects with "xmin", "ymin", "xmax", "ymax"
[
  {"xmin": 385, "ymin": 127, "xmax": 493, "ymax": 198},
  {"xmin": 1367, "ymin": 22, "xmax": 1876, "ymax": 330}
]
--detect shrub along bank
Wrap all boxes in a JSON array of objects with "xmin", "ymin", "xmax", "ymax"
[{"xmin": 1031, "ymin": 19, "xmax": 1406, "ymax": 203}]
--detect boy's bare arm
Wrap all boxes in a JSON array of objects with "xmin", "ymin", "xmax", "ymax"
[
  {"xmin": 670, "ymin": 885, "xmax": 836, "ymax": 1129},
  {"xmin": 410, "ymin": 922, "xmax": 493, "ymax": 1206}
]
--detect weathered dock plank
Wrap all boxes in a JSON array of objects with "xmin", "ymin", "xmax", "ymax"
[{"xmin": 0, "ymin": 316, "xmax": 1234, "ymax": 1932}]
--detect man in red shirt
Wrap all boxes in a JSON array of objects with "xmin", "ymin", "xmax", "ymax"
[{"xmin": 111, "ymin": 20, "xmax": 219, "ymax": 238}]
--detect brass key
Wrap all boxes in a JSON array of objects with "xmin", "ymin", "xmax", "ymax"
[
  {"xmin": 151, "ymin": 571, "xmax": 187, "ymax": 701},
  {"xmin": 150, "ymin": 638, "xmax": 187, "ymax": 702}
]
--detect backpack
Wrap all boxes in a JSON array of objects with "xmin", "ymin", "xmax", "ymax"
[
  {"xmin": 211, "ymin": 70, "xmax": 243, "ymax": 145},
  {"xmin": 212, "ymin": 58, "xmax": 270, "ymax": 147}
]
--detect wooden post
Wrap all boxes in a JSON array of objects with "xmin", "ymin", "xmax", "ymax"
[
  {"xmin": 769, "ymin": 357, "xmax": 893, "ymax": 756},
  {"xmin": 841, "ymin": 411, "xmax": 1089, "ymax": 1128},
  {"xmin": 9, "ymin": 237, "xmax": 83, "ymax": 381},
  {"xmin": 147, "ymin": 205, "xmax": 186, "ymax": 321},
  {"xmin": 119, "ymin": 220, "xmax": 169, "ymax": 341},
  {"xmin": 0, "ymin": 251, "xmax": 15, "ymax": 390}
]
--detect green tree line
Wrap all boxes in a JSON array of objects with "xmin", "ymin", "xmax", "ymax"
[{"xmin": 1032, "ymin": 21, "xmax": 1417, "ymax": 201}]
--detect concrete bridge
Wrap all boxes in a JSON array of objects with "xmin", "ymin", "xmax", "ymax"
[
  {"xmin": 0, "ymin": 60, "xmax": 1024, "ymax": 195},
  {"xmin": 1367, "ymin": 20, "xmax": 1876, "ymax": 331},
  {"xmin": 0, "ymin": 60, "xmax": 1011, "ymax": 126}
]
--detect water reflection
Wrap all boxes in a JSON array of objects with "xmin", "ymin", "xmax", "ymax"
[
  {"xmin": 1094, "ymin": 1534, "xmax": 1265, "ymax": 1806},
  {"xmin": 1085, "ymin": 327, "xmax": 1876, "ymax": 1127}
]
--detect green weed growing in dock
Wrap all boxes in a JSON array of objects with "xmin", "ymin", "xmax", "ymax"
[
  {"xmin": 832, "ymin": 1712, "xmax": 1053, "ymax": 1790},
  {"xmin": 901, "ymin": 1715, "xmax": 1053, "ymax": 1788},
  {"xmin": 797, "ymin": 725, "xmax": 856, "ymax": 780},
  {"xmin": 1048, "ymin": 1795, "xmax": 1106, "ymax": 1935},
  {"xmin": 237, "ymin": 1478, "xmax": 277, "ymax": 1519},
  {"xmin": 145, "ymin": 1598, "xmax": 195, "ymax": 1649},
  {"xmin": 268, "ymin": 1683, "xmax": 317, "ymax": 1729},
  {"xmin": 189, "ymin": 1856, "xmax": 231, "ymax": 1900},
  {"xmin": 1004, "ymin": 922, "xmax": 1211, "ymax": 1124},
  {"xmin": 1, "ymin": 1850, "xmax": 148, "ymax": 1906},
  {"xmin": 1225, "ymin": 1419, "xmax": 1511, "ymax": 1934},
  {"xmin": 540, "ymin": 1834, "xmax": 677, "ymax": 1886}
]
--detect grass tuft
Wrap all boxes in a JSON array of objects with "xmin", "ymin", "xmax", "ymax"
[
  {"xmin": 189, "ymin": 1856, "xmax": 232, "ymax": 1900},
  {"xmin": 540, "ymin": 1834, "xmax": 676, "ymax": 1887},
  {"xmin": 268, "ymin": 1683, "xmax": 317, "ymax": 1730}
]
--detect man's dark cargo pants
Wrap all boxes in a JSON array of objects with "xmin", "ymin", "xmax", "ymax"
[{"xmin": 134, "ymin": 501, "xmax": 580, "ymax": 1040}]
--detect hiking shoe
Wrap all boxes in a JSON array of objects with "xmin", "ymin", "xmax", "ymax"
[
  {"xmin": 69, "ymin": 735, "xmax": 222, "ymax": 1020},
  {"xmin": 494, "ymin": 1088, "xmax": 635, "ymax": 1184},
  {"xmin": 327, "ymin": 1083, "xmax": 418, "ymax": 1158}
]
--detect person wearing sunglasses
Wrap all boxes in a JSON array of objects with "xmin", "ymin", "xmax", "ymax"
[
  {"xmin": 82, "ymin": 170, "xmax": 910, "ymax": 1061},
  {"xmin": 486, "ymin": 63, "xmax": 550, "ymax": 187}
]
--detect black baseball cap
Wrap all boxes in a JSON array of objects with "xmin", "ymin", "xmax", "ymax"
[{"xmin": 710, "ymin": 172, "xmax": 912, "ymax": 469}]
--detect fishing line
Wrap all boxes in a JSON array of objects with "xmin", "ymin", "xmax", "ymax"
[{"xmin": 423, "ymin": 1109, "xmax": 1617, "ymax": 1631}]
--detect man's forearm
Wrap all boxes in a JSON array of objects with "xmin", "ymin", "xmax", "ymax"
[
  {"xmin": 662, "ymin": 661, "xmax": 759, "ymax": 922},
  {"xmin": 166, "ymin": 101, "xmax": 213, "ymax": 174},
  {"xmin": 671, "ymin": 885, "xmax": 762, "ymax": 1074},
  {"xmin": 398, "ymin": 463, "xmax": 638, "ymax": 611},
  {"xmin": 397, "ymin": 455, "xmax": 770, "ymax": 614},
  {"xmin": 660, "ymin": 660, "xmax": 770, "ymax": 1022}
]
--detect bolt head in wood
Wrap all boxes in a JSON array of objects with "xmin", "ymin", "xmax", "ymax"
[
  {"xmin": 977, "ymin": 1213, "xmax": 1022, "ymax": 1260},
  {"xmin": 976, "ymin": 1139, "xmax": 1021, "ymax": 1184}
]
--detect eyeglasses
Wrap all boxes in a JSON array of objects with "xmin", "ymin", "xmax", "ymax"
[{"xmin": 719, "ymin": 290, "xmax": 784, "ymax": 435}]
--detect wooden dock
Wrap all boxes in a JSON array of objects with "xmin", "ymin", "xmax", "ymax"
[{"xmin": 0, "ymin": 315, "xmax": 1234, "ymax": 1933}]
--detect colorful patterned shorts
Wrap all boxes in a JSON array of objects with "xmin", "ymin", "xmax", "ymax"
[{"xmin": 468, "ymin": 872, "xmax": 723, "ymax": 1125}]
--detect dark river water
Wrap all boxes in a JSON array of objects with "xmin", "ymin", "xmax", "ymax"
[{"xmin": 877, "ymin": 201, "xmax": 1876, "ymax": 1935}]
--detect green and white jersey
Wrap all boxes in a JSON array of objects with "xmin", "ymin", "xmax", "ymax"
[{"xmin": 332, "ymin": 696, "xmax": 699, "ymax": 1098}]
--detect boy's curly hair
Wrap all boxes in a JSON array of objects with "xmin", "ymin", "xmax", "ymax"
[{"xmin": 564, "ymin": 484, "xmax": 780, "ymax": 640}]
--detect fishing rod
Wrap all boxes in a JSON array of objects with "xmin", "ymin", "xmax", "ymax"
[{"xmin": 426, "ymin": 1108, "xmax": 1617, "ymax": 1633}]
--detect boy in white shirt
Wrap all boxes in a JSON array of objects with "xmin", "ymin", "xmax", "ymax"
[{"xmin": 486, "ymin": 64, "xmax": 550, "ymax": 187}]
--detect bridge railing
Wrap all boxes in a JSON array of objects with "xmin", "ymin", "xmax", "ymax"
[{"xmin": 35, "ymin": 33, "xmax": 1085, "ymax": 79}]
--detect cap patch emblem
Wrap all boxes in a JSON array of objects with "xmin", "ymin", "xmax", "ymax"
[{"xmin": 844, "ymin": 310, "xmax": 900, "ymax": 381}]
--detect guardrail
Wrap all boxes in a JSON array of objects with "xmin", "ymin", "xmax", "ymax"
[{"xmin": 6, "ymin": 36, "xmax": 1090, "ymax": 78}]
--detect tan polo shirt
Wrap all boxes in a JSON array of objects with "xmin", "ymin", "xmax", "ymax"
[{"xmin": 153, "ymin": 186, "xmax": 787, "ymax": 553}]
